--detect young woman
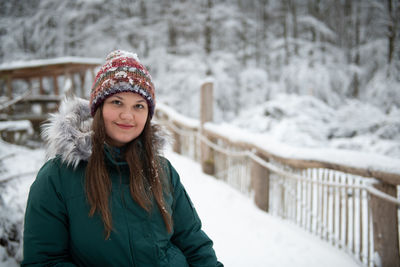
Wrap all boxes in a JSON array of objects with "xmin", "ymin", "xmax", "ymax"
[{"xmin": 22, "ymin": 50, "xmax": 223, "ymax": 266}]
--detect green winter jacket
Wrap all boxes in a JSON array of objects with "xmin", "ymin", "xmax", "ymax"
[{"xmin": 22, "ymin": 97, "xmax": 222, "ymax": 267}]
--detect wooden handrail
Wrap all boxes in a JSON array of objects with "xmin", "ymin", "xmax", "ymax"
[{"xmin": 204, "ymin": 127, "xmax": 400, "ymax": 185}]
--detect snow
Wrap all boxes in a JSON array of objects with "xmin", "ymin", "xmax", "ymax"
[
  {"xmin": 228, "ymin": 93, "xmax": 400, "ymax": 160},
  {"xmin": 0, "ymin": 141, "xmax": 45, "ymax": 264},
  {"xmin": 105, "ymin": 50, "xmax": 140, "ymax": 63},
  {"xmin": 0, "ymin": 140, "xmax": 359, "ymax": 266},
  {"xmin": 0, "ymin": 121, "xmax": 33, "ymax": 134},
  {"xmin": 0, "ymin": 57, "xmax": 102, "ymax": 72}
]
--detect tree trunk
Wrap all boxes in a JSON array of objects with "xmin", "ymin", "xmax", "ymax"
[
  {"xmin": 282, "ymin": 0, "xmax": 289, "ymax": 66},
  {"xmin": 204, "ymin": 0, "xmax": 213, "ymax": 75},
  {"xmin": 352, "ymin": 0, "xmax": 360, "ymax": 98},
  {"xmin": 290, "ymin": 0, "xmax": 298, "ymax": 55},
  {"xmin": 168, "ymin": 21, "xmax": 177, "ymax": 54},
  {"xmin": 344, "ymin": 0, "xmax": 353, "ymax": 64},
  {"xmin": 387, "ymin": 0, "xmax": 395, "ymax": 65}
]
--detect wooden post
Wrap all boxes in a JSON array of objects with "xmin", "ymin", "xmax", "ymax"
[
  {"xmin": 370, "ymin": 182, "xmax": 400, "ymax": 267},
  {"xmin": 251, "ymin": 155, "xmax": 270, "ymax": 212},
  {"xmin": 6, "ymin": 75, "xmax": 12, "ymax": 99},
  {"xmin": 200, "ymin": 82, "xmax": 215, "ymax": 175},
  {"xmin": 79, "ymin": 71, "xmax": 86, "ymax": 97},
  {"xmin": 71, "ymin": 73, "xmax": 76, "ymax": 95},
  {"xmin": 6, "ymin": 76, "xmax": 12, "ymax": 114},
  {"xmin": 53, "ymin": 75, "xmax": 59, "ymax": 95},
  {"xmin": 172, "ymin": 123, "xmax": 181, "ymax": 155},
  {"xmin": 90, "ymin": 67, "xmax": 96, "ymax": 81},
  {"xmin": 39, "ymin": 77, "xmax": 44, "ymax": 94}
]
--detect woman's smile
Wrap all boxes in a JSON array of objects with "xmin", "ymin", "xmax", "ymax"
[{"xmin": 115, "ymin": 122, "xmax": 135, "ymax": 129}]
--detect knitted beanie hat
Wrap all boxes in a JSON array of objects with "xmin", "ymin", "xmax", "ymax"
[{"xmin": 89, "ymin": 50, "xmax": 156, "ymax": 118}]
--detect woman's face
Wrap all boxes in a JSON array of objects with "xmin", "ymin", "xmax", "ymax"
[{"xmin": 102, "ymin": 92, "xmax": 148, "ymax": 147}]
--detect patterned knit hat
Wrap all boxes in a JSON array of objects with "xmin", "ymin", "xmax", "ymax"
[{"xmin": 89, "ymin": 50, "xmax": 155, "ymax": 118}]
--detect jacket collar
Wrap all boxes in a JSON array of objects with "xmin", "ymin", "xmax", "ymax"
[{"xmin": 41, "ymin": 97, "xmax": 93, "ymax": 168}]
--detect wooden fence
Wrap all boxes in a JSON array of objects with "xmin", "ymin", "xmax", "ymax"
[{"xmin": 155, "ymin": 82, "xmax": 400, "ymax": 267}]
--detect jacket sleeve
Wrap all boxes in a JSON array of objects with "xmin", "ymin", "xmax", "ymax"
[
  {"xmin": 22, "ymin": 159, "xmax": 77, "ymax": 267},
  {"xmin": 167, "ymin": 160, "xmax": 223, "ymax": 267}
]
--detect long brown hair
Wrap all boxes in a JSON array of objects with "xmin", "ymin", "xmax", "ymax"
[{"xmin": 85, "ymin": 106, "xmax": 172, "ymax": 239}]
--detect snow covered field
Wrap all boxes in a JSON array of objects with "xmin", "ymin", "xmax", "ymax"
[{"xmin": 0, "ymin": 140, "xmax": 358, "ymax": 266}]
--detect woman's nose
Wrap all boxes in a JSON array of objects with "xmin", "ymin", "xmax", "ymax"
[{"xmin": 120, "ymin": 109, "xmax": 134, "ymax": 120}]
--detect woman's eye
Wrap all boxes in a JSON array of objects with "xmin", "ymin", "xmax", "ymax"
[
  {"xmin": 135, "ymin": 104, "xmax": 144, "ymax": 109},
  {"xmin": 111, "ymin": 100, "xmax": 122, "ymax": 105}
]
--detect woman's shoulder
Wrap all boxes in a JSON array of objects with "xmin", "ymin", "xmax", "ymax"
[
  {"xmin": 37, "ymin": 155, "xmax": 79, "ymax": 176},
  {"xmin": 32, "ymin": 156, "xmax": 85, "ymax": 197},
  {"xmin": 36, "ymin": 156, "xmax": 63, "ymax": 177}
]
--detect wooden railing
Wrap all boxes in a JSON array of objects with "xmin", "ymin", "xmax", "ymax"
[
  {"xmin": 155, "ymin": 82, "xmax": 400, "ymax": 267},
  {"xmin": 0, "ymin": 57, "xmax": 101, "ymax": 135}
]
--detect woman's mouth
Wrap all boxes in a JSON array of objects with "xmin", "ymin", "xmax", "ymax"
[{"xmin": 115, "ymin": 123, "xmax": 134, "ymax": 130}]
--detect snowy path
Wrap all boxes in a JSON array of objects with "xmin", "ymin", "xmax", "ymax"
[{"xmin": 165, "ymin": 150, "xmax": 359, "ymax": 267}]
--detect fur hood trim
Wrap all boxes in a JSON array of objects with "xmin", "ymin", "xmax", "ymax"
[{"xmin": 41, "ymin": 97, "xmax": 93, "ymax": 168}]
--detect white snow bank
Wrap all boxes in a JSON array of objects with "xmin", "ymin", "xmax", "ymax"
[{"xmin": 228, "ymin": 93, "xmax": 400, "ymax": 159}]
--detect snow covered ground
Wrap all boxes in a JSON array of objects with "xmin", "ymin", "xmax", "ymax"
[{"xmin": 0, "ymin": 139, "xmax": 358, "ymax": 266}]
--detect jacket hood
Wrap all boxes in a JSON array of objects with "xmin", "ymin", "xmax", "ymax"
[{"xmin": 41, "ymin": 97, "xmax": 93, "ymax": 168}]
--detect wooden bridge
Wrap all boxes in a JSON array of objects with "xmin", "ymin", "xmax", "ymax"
[
  {"xmin": 155, "ymin": 83, "xmax": 400, "ymax": 267},
  {"xmin": 0, "ymin": 57, "xmax": 102, "ymax": 142}
]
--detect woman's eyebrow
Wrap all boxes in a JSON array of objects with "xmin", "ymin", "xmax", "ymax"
[{"xmin": 109, "ymin": 95, "xmax": 123, "ymax": 100}]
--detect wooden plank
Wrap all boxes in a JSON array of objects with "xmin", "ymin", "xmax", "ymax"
[
  {"xmin": 39, "ymin": 77, "xmax": 44, "ymax": 94},
  {"xmin": 338, "ymin": 173, "xmax": 343, "ymax": 248},
  {"xmin": 359, "ymin": 186, "xmax": 363, "ymax": 262},
  {"xmin": 6, "ymin": 75, "xmax": 12, "ymax": 99},
  {"xmin": 352, "ymin": 179, "xmax": 356, "ymax": 254},
  {"xmin": 0, "ymin": 62, "xmax": 101, "ymax": 79},
  {"xmin": 251, "ymin": 154, "xmax": 270, "ymax": 212},
  {"xmin": 345, "ymin": 175, "xmax": 349, "ymax": 249},
  {"xmin": 79, "ymin": 71, "xmax": 85, "ymax": 97},
  {"xmin": 370, "ymin": 182, "xmax": 400, "ymax": 267},
  {"xmin": 200, "ymin": 82, "xmax": 215, "ymax": 175},
  {"xmin": 53, "ymin": 75, "xmax": 59, "ymax": 95}
]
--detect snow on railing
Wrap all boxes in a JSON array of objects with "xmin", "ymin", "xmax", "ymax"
[{"xmin": 154, "ymin": 82, "xmax": 400, "ymax": 267}]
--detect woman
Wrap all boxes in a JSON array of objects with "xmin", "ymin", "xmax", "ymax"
[{"xmin": 22, "ymin": 50, "xmax": 223, "ymax": 266}]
